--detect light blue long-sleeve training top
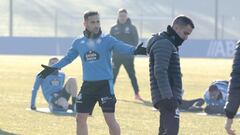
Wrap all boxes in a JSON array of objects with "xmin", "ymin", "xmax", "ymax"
[{"xmin": 52, "ymin": 34, "xmax": 135, "ymax": 81}]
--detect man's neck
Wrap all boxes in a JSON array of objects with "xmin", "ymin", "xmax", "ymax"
[{"xmin": 83, "ymin": 29, "xmax": 102, "ymax": 39}]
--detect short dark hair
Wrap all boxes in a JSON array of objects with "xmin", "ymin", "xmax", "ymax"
[
  {"xmin": 118, "ymin": 8, "xmax": 128, "ymax": 14},
  {"xmin": 208, "ymin": 85, "xmax": 219, "ymax": 92},
  {"xmin": 84, "ymin": 11, "xmax": 99, "ymax": 21},
  {"xmin": 172, "ymin": 15, "xmax": 195, "ymax": 29}
]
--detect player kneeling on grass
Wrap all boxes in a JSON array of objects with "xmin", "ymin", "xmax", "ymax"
[{"xmin": 30, "ymin": 57, "xmax": 78, "ymax": 112}]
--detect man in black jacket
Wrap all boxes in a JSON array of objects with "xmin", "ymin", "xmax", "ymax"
[
  {"xmin": 224, "ymin": 40, "xmax": 240, "ymax": 135},
  {"xmin": 147, "ymin": 15, "xmax": 194, "ymax": 135},
  {"xmin": 110, "ymin": 8, "xmax": 143, "ymax": 100}
]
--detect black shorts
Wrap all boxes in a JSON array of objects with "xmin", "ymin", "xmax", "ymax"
[{"xmin": 76, "ymin": 80, "xmax": 116, "ymax": 113}]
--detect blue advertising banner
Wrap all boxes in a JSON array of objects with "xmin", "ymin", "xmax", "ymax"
[
  {"xmin": 180, "ymin": 40, "xmax": 236, "ymax": 58},
  {"xmin": 0, "ymin": 37, "xmax": 237, "ymax": 58},
  {"xmin": 0, "ymin": 37, "xmax": 73, "ymax": 55}
]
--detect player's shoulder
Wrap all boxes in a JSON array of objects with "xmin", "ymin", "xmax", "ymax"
[
  {"xmin": 212, "ymin": 80, "xmax": 228, "ymax": 86},
  {"xmin": 71, "ymin": 35, "xmax": 87, "ymax": 47},
  {"xmin": 57, "ymin": 72, "xmax": 65, "ymax": 79},
  {"xmin": 58, "ymin": 72, "xmax": 65, "ymax": 76},
  {"xmin": 35, "ymin": 74, "xmax": 42, "ymax": 80},
  {"xmin": 74, "ymin": 35, "xmax": 86, "ymax": 42},
  {"xmin": 100, "ymin": 33, "xmax": 114, "ymax": 40}
]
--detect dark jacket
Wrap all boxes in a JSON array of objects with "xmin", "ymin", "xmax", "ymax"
[
  {"xmin": 146, "ymin": 26, "xmax": 183, "ymax": 107},
  {"xmin": 110, "ymin": 18, "xmax": 138, "ymax": 58},
  {"xmin": 225, "ymin": 41, "xmax": 240, "ymax": 117}
]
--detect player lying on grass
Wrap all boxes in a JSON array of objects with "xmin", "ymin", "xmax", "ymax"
[
  {"xmin": 179, "ymin": 80, "xmax": 227, "ymax": 114},
  {"xmin": 204, "ymin": 80, "xmax": 228, "ymax": 114}
]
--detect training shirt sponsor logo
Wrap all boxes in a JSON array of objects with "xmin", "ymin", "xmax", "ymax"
[{"xmin": 84, "ymin": 50, "xmax": 100, "ymax": 62}]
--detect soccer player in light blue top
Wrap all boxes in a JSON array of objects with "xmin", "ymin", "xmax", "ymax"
[
  {"xmin": 30, "ymin": 57, "xmax": 78, "ymax": 112},
  {"xmin": 203, "ymin": 80, "xmax": 228, "ymax": 114},
  {"xmin": 38, "ymin": 11, "xmax": 146, "ymax": 135},
  {"xmin": 204, "ymin": 80, "xmax": 228, "ymax": 106}
]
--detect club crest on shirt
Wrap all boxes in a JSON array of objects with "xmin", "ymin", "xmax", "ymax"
[{"xmin": 84, "ymin": 50, "xmax": 100, "ymax": 62}]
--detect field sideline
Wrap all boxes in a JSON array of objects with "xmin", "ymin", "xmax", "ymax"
[{"xmin": 0, "ymin": 55, "xmax": 239, "ymax": 135}]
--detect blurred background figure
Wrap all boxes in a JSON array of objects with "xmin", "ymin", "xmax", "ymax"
[
  {"xmin": 110, "ymin": 8, "xmax": 143, "ymax": 101},
  {"xmin": 30, "ymin": 57, "xmax": 78, "ymax": 112}
]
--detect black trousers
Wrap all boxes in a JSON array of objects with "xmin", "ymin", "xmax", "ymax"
[
  {"xmin": 159, "ymin": 107, "xmax": 179, "ymax": 135},
  {"xmin": 112, "ymin": 56, "xmax": 139, "ymax": 94}
]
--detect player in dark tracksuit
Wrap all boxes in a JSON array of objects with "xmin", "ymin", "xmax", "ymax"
[
  {"xmin": 147, "ymin": 15, "xmax": 194, "ymax": 135},
  {"xmin": 110, "ymin": 9, "xmax": 143, "ymax": 100},
  {"xmin": 224, "ymin": 40, "xmax": 240, "ymax": 135}
]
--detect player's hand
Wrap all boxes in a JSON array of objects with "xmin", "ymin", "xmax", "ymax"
[
  {"xmin": 30, "ymin": 105, "xmax": 36, "ymax": 110},
  {"xmin": 225, "ymin": 118, "xmax": 235, "ymax": 135},
  {"xmin": 134, "ymin": 42, "xmax": 146, "ymax": 55},
  {"xmin": 38, "ymin": 64, "xmax": 57, "ymax": 79}
]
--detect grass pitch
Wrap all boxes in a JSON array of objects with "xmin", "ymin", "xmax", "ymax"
[{"xmin": 0, "ymin": 55, "xmax": 238, "ymax": 135}]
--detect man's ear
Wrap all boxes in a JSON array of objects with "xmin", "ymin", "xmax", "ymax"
[{"xmin": 172, "ymin": 25, "xmax": 179, "ymax": 31}]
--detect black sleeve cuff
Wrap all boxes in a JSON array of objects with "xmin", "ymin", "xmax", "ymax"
[{"xmin": 225, "ymin": 109, "xmax": 236, "ymax": 119}]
